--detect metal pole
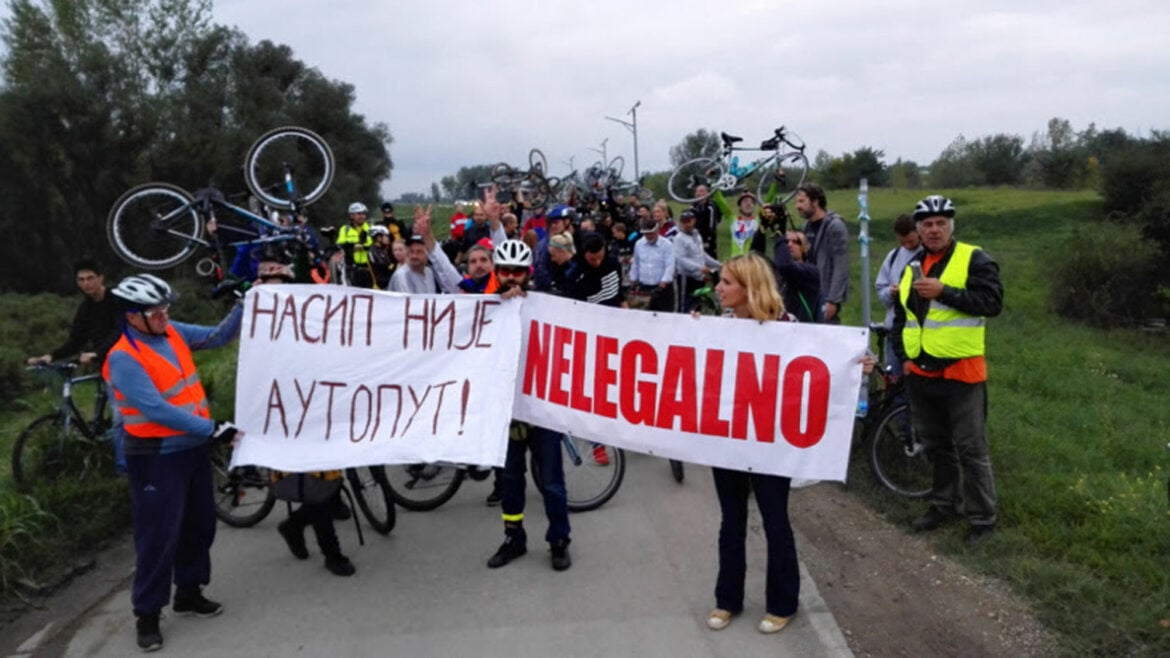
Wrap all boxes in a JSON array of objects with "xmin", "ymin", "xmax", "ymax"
[
  {"xmin": 630, "ymin": 100, "xmax": 641, "ymax": 181},
  {"xmin": 857, "ymin": 177, "xmax": 872, "ymax": 417}
]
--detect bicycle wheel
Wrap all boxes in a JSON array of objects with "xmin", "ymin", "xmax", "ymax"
[
  {"xmin": 347, "ymin": 466, "xmax": 396, "ymax": 534},
  {"xmin": 244, "ymin": 126, "xmax": 335, "ymax": 210},
  {"xmin": 608, "ymin": 156, "xmax": 625, "ymax": 180},
  {"xmin": 491, "ymin": 163, "xmax": 517, "ymax": 186},
  {"xmin": 210, "ymin": 443, "xmax": 276, "ymax": 528},
  {"xmin": 12, "ymin": 413, "xmax": 114, "ymax": 490},
  {"xmin": 755, "ymin": 151, "xmax": 810, "ymax": 206},
  {"xmin": 528, "ymin": 148, "xmax": 547, "ymax": 176},
  {"xmin": 669, "ymin": 459, "xmax": 685, "ymax": 483},
  {"xmin": 535, "ymin": 436, "xmax": 625, "ymax": 512},
  {"xmin": 868, "ymin": 403, "xmax": 931, "ymax": 498},
  {"xmin": 383, "ymin": 463, "xmax": 466, "ymax": 511},
  {"xmin": 668, "ymin": 157, "xmax": 722, "ymax": 203},
  {"xmin": 107, "ymin": 183, "xmax": 203, "ymax": 270}
]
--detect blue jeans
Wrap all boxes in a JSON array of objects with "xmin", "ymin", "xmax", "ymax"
[
  {"xmin": 499, "ymin": 425, "xmax": 570, "ymax": 544},
  {"xmin": 126, "ymin": 444, "xmax": 216, "ymax": 616},
  {"xmin": 712, "ymin": 468, "xmax": 799, "ymax": 617}
]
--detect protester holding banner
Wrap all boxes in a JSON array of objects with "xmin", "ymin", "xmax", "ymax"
[
  {"xmin": 485, "ymin": 239, "xmax": 573, "ymax": 572},
  {"xmin": 101, "ymin": 274, "xmax": 243, "ymax": 652},
  {"xmin": 702, "ymin": 253, "xmax": 800, "ymax": 636}
]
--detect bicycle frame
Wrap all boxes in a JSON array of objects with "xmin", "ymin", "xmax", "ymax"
[{"xmin": 61, "ymin": 372, "xmax": 109, "ymax": 438}]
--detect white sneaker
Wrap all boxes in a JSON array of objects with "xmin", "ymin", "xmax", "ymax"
[{"xmin": 790, "ymin": 478, "xmax": 821, "ymax": 489}]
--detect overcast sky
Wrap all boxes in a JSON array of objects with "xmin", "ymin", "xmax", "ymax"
[{"xmin": 213, "ymin": 0, "xmax": 1170, "ymax": 199}]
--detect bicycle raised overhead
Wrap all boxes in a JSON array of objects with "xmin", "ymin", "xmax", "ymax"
[
  {"xmin": 13, "ymin": 362, "xmax": 116, "ymax": 490},
  {"xmin": 667, "ymin": 126, "xmax": 808, "ymax": 205},
  {"xmin": 107, "ymin": 126, "xmax": 335, "ymax": 272}
]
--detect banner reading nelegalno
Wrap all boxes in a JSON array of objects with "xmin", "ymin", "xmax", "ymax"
[
  {"xmin": 512, "ymin": 294, "xmax": 868, "ymax": 482},
  {"xmin": 230, "ymin": 285, "xmax": 523, "ymax": 472}
]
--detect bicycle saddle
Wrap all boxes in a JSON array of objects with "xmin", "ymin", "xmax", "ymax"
[
  {"xmin": 318, "ymin": 226, "xmax": 337, "ymax": 237},
  {"xmin": 721, "ymin": 132, "xmax": 743, "ymax": 145}
]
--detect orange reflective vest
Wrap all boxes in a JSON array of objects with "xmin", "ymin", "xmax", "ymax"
[{"xmin": 102, "ymin": 330, "xmax": 210, "ymax": 438}]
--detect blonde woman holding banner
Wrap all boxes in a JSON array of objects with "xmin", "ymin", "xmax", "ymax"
[{"xmin": 704, "ymin": 253, "xmax": 800, "ymax": 635}]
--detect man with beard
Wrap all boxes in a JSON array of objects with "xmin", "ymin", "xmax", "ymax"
[
  {"xmin": 388, "ymin": 206, "xmax": 463, "ymax": 294},
  {"xmin": 795, "ymin": 182, "xmax": 849, "ymax": 323}
]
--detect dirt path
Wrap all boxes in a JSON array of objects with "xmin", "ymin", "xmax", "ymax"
[{"xmin": 791, "ymin": 484, "xmax": 1059, "ymax": 657}]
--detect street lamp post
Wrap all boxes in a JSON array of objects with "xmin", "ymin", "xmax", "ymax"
[
  {"xmin": 605, "ymin": 99, "xmax": 641, "ymax": 180},
  {"xmin": 587, "ymin": 138, "xmax": 608, "ymax": 167}
]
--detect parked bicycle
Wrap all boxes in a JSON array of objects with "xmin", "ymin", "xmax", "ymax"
[
  {"xmin": 106, "ymin": 126, "xmax": 335, "ymax": 271},
  {"xmin": 859, "ymin": 324, "xmax": 931, "ymax": 498},
  {"xmin": 385, "ymin": 424, "xmax": 626, "ymax": 513},
  {"xmin": 210, "ymin": 443, "xmax": 396, "ymax": 535},
  {"xmin": 12, "ymin": 362, "xmax": 116, "ymax": 490},
  {"xmin": 667, "ymin": 126, "xmax": 809, "ymax": 205}
]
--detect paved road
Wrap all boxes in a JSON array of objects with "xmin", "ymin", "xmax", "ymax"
[{"xmin": 16, "ymin": 453, "xmax": 851, "ymax": 657}]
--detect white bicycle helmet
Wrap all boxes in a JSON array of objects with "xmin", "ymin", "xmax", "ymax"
[
  {"xmin": 912, "ymin": 195, "xmax": 956, "ymax": 221},
  {"xmin": 348, "ymin": 202, "xmax": 369, "ymax": 214},
  {"xmin": 493, "ymin": 239, "xmax": 533, "ymax": 268},
  {"xmin": 111, "ymin": 274, "xmax": 179, "ymax": 309},
  {"xmin": 369, "ymin": 225, "xmax": 390, "ymax": 237}
]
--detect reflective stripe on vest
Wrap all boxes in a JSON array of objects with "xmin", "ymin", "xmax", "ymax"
[
  {"xmin": 101, "ymin": 330, "xmax": 210, "ymax": 438},
  {"xmin": 899, "ymin": 242, "xmax": 986, "ymax": 359},
  {"xmin": 338, "ymin": 223, "xmax": 372, "ymax": 264}
]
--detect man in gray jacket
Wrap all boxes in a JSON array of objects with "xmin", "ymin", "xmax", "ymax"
[{"xmin": 796, "ymin": 182, "xmax": 849, "ymax": 323}]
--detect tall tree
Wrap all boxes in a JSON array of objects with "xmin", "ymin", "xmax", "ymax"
[
  {"xmin": 0, "ymin": 0, "xmax": 393, "ymax": 292},
  {"xmin": 669, "ymin": 128, "xmax": 721, "ymax": 167}
]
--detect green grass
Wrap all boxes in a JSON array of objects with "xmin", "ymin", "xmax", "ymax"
[{"xmin": 4, "ymin": 190, "xmax": 1170, "ymax": 654}]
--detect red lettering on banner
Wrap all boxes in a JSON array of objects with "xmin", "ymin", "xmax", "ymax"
[
  {"xmin": 781, "ymin": 356, "xmax": 830, "ymax": 447},
  {"xmin": 569, "ymin": 330, "xmax": 594, "ymax": 412},
  {"xmin": 350, "ymin": 385, "xmax": 372, "ymax": 442},
  {"xmin": 474, "ymin": 301, "xmax": 497, "ymax": 349},
  {"xmin": 318, "ymin": 381, "xmax": 347, "ymax": 440},
  {"xmin": 299, "ymin": 294, "xmax": 324, "ymax": 343},
  {"xmin": 403, "ymin": 298, "xmax": 430, "ymax": 349},
  {"xmin": 592, "ymin": 335, "xmax": 619, "ymax": 419},
  {"xmin": 655, "ymin": 346, "xmax": 698, "ymax": 432},
  {"xmin": 700, "ymin": 349, "xmax": 731, "ymax": 437},
  {"xmin": 264, "ymin": 379, "xmax": 288, "ymax": 436},
  {"xmin": 547, "ymin": 325, "xmax": 572, "ymax": 406},
  {"xmin": 522, "ymin": 320, "xmax": 551, "ymax": 399},
  {"xmin": 430, "ymin": 301, "xmax": 455, "ymax": 350},
  {"xmin": 731, "ymin": 352, "xmax": 780, "ymax": 442},
  {"xmin": 250, "ymin": 293, "xmax": 278, "ymax": 340},
  {"xmin": 401, "ymin": 384, "xmax": 431, "ymax": 435},
  {"xmin": 322, "ymin": 297, "xmax": 348, "ymax": 346},
  {"xmin": 430, "ymin": 380, "xmax": 457, "ymax": 433},
  {"xmin": 274, "ymin": 295, "xmax": 301, "ymax": 342},
  {"xmin": 293, "ymin": 379, "xmax": 316, "ymax": 438},
  {"xmin": 619, "ymin": 340, "xmax": 658, "ymax": 425}
]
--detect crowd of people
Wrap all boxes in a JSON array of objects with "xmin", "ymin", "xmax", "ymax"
[{"xmin": 26, "ymin": 172, "xmax": 1003, "ymax": 650}]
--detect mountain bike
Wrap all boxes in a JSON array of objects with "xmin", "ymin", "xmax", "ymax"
[
  {"xmin": 12, "ymin": 363, "xmax": 116, "ymax": 490},
  {"xmin": 667, "ymin": 126, "xmax": 809, "ymax": 205},
  {"xmin": 860, "ymin": 324, "xmax": 930, "ymax": 498},
  {"xmin": 385, "ymin": 425, "xmax": 626, "ymax": 513},
  {"xmin": 107, "ymin": 126, "xmax": 334, "ymax": 270},
  {"xmin": 490, "ymin": 149, "xmax": 558, "ymax": 207},
  {"xmin": 211, "ymin": 443, "xmax": 396, "ymax": 535}
]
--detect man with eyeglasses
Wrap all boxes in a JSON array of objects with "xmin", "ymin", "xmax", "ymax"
[{"xmin": 102, "ymin": 274, "xmax": 245, "ymax": 652}]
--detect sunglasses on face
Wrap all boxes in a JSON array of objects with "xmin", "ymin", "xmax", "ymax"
[
  {"xmin": 497, "ymin": 266, "xmax": 528, "ymax": 277},
  {"xmin": 144, "ymin": 305, "xmax": 170, "ymax": 319}
]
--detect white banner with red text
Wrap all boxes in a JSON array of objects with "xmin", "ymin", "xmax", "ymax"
[
  {"xmin": 512, "ymin": 294, "xmax": 868, "ymax": 481},
  {"xmin": 230, "ymin": 285, "xmax": 523, "ymax": 472}
]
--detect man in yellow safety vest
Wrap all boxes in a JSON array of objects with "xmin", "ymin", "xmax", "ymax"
[{"xmin": 891, "ymin": 195, "xmax": 1004, "ymax": 545}]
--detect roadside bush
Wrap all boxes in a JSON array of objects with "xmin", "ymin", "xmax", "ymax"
[
  {"xmin": 0, "ymin": 491, "xmax": 53, "ymax": 592},
  {"xmin": 1049, "ymin": 227, "xmax": 1163, "ymax": 326}
]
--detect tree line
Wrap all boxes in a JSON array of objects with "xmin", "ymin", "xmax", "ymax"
[{"xmin": 0, "ymin": 0, "xmax": 394, "ymax": 294}]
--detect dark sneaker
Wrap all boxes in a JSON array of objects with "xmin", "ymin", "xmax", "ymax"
[
  {"xmin": 136, "ymin": 614, "xmax": 163, "ymax": 652},
  {"xmin": 910, "ymin": 507, "xmax": 954, "ymax": 533},
  {"xmin": 172, "ymin": 590, "xmax": 222, "ymax": 617},
  {"xmin": 486, "ymin": 537, "xmax": 527, "ymax": 569},
  {"xmin": 485, "ymin": 489, "xmax": 501, "ymax": 506},
  {"xmin": 278, "ymin": 519, "xmax": 309, "ymax": 560},
  {"xmin": 550, "ymin": 539, "xmax": 572, "ymax": 571},
  {"xmin": 324, "ymin": 553, "xmax": 356, "ymax": 577},
  {"xmin": 965, "ymin": 524, "xmax": 995, "ymax": 546},
  {"xmin": 332, "ymin": 498, "xmax": 352, "ymax": 521}
]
